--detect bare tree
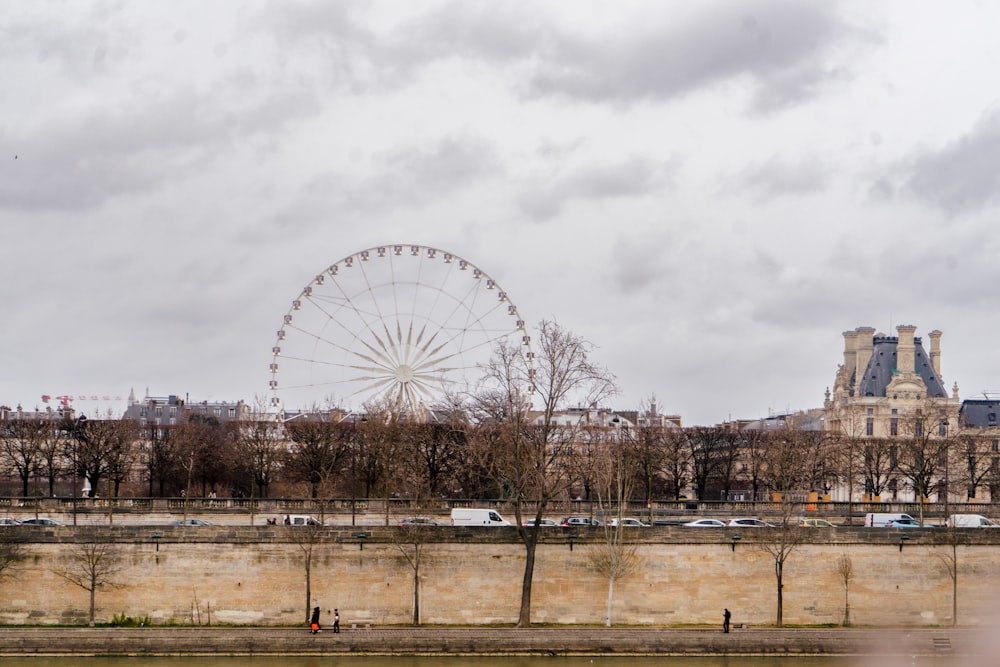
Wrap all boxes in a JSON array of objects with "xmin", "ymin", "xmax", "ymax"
[
  {"xmin": 1, "ymin": 418, "xmax": 46, "ymax": 496},
  {"xmin": 834, "ymin": 553, "xmax": 853, "ymax": 626},
  {"xmin": 936, "ymin": 521, "xmax": 959, "ymax": 627},
  {"xmin": 686, "ymin": 427, "xmax": 729, "ymax": 501},
  {"xmin": 861, "ymin": 437, "xmax": 897, "ymax": 501},
  {"xmin": 288, "ymin": 520, "xmax": 326, "ymax": 624},
  {"xmin": 757, "ymin": 499, "xmax": 802, "ymax": 627},
  {"xmin": 284, "ymin": 418, "xmax": 350, "ymax": 498},
  {"xmin": 393, "ymin": 523, "xmax": 436, "ymax": 624},
  {"xmin": 895, "ymin": 412, "xmax": 952, "ymax": 523},
  {"xmin": 954, "ymin": 433, "xmax": 995, "ymax": 501},
  {"xmin": 735, "ymin": 429, "xmax": 769, "ymax": 501},
  {"xmin": 232, "ymin": 398, "xmax": 285, "ymax": 523},
  {"xmin": 661, "ymin": 428, "xmax": 691, "ymax": 502},
  {"xmin": 54, "ymin": 540, "xmax": 124, "ymax": 626},
  {"xmin": 629, "ymin": 396, "xmax": 671, "ymax": 520},
  {"xmin": 590, "ymin": 435, "xmax": 642, "ymax": 627},
  {"xmin": 472, "ymin": 320, "xmax": 617, "ymax": 627}
]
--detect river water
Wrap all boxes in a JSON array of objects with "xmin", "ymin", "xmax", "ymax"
[{"xmin": 0, "ymin": 657, "xmax": 965, "ymax": 667}]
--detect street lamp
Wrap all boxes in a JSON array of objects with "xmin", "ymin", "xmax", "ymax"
[{"xmin": 731, "ymin": 535, "xmax": 742, "ymax": 552}]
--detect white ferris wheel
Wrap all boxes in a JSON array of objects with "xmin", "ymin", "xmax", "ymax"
[{"xmin": 269, "ymin": 244, "xmax": 531, "ymax": 416}]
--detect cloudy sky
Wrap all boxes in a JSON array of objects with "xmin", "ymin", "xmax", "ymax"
[{"xmin": 3, "ymin": 1, "xmax": 1000, "ymax": 425}]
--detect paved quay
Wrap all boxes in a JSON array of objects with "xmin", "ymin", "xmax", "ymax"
[{"xmin": 0, "ymin": 627, "xmax": 979, "ymax": 657}]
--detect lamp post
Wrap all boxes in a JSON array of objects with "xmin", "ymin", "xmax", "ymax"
[
  {"xmin": 899, "ymin": 534, "xmax": 910, "ymax": 552},
  {"xmin": 731, "ymin": 534, "xmax": 742, "ymax": 552}
]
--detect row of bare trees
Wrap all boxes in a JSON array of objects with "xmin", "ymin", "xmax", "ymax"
[{"xmin": 3, "ymin": 407, "xmax": 1000, "ymax": 512}]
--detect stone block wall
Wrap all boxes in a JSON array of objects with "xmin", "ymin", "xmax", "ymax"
[{"xmin": 2, "ymin": 527, "xmax": 998, "ymax": 627}]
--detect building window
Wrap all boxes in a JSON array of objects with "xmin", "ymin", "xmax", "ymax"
[
  {"xmin": 155, "ymin": 407, "xmax": 163, "ymax": 417},
  {"xmin": 867, "ymin": 408, "xmax": 874, "ymax": 415},
  {"xmin": 890, "ymin": 418, "xmax": 898, "ymax": 436},
  {"xmin": 939, "ymin": 420, "xmax": 948, "ymax": 437},
  {"xmin": 915, "ymin": 420, "xmax": 923, "ymax": 437},
  {"xmin": 866, "ymin": 418, "xmax": 874, "ymax": 436},
  {"xmin": 169, "ymin": 406, "xmax": 177, "ymax": 417},
  {"xmin": 228, "ymin": 407, "xmax": 236, "ymax": 418},
  {"xmin": 993, "ymin": 440, "xmax": 999, "ymax": 453}
]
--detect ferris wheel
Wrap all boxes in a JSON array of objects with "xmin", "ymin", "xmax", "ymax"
[{"xmin": 269, "ymin": 244, "xmax": 531, "ymax": 416}]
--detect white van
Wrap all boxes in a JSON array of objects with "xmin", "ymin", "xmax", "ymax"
[
  {"xmin": 450, "ymin": 508, "xmax": 510, "ymax": 526},
  {"xmin": 946, "ymin": 514, "xmax": 1000, "ymax": 528},
  {"xmin": 863, "ymin": 512, "xmax": 915, "ymax": 527}
]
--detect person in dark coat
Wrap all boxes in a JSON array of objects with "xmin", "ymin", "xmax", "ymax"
[
  {"xmin": 723, "ymin": 608, "xmax": 731, "ymax": 633},
  {"xmin": 333, "ymin": 608, "xmax": 340, "ymax": 633},
  {"xmin": 310, "ymin": 606, "xmax": 321, "ymax": 634}
]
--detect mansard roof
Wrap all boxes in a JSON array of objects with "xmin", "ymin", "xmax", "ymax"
[
  {"xmin": 960, "ymin": 398, "xmax": 1000, "ymax": 428},
  {"xmin": 856, "ymin": 335, "xmax": 948, "ymax": 398}
]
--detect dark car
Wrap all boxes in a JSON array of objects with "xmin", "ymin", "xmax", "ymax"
[{"xmin": 20, "ymin": 517, "xmax": 63, "ymax": 526}]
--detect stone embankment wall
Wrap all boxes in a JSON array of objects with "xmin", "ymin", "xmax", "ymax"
[{"xmin": 3, "ymin": 526, "xmax": 999, "ymax": 627}]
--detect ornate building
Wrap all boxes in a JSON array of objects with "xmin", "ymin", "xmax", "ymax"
[{"xmin": 825, "ymin": 325, "xmax": 962, "ymax": 439}]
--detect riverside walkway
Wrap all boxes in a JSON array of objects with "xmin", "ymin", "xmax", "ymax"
[{"xmin": 0, "ymin": 627, "xmax": 979, "ymax": 657}]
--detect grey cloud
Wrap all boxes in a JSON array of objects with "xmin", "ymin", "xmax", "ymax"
[
  {"xmin": 521, "ymin": 1, "xmax": 862, "ymax": 109},
  {"xmin": 905, "ymin": 108, "xmax": 1000, "ymax": 214},
  {"xmin": 738, "ymin": 154, "xmax": 829, "ymax": 200},
  {"xmin": 607, "ymin": 231, "xmax": 681, "ymax": 293},
  {"xmin": 518, "ymin": 155, "xmax": 677, "ymax": 221},
  {"xmin": 263, "ymin": 2, "xmax": 867, "ymax": 110},
  {"xmin": 320, "ymin": 135, "xmax": 502, "ymax": 212},
  {"xmin": 0, "ymin": 83, "xmax": 318, "ymax": 211}
]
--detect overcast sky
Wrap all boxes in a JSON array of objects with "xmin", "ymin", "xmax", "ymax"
[{"xmin": 3, "ymin": 1, "xmax": 1000, "ymax": 426}]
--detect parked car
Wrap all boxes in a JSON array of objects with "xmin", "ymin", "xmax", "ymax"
[
  {"xmin": 283, "ymin": 515, "xmax": 323, "ymax": 526},
  {"xmin": 20, "ymin": 518, "xmax": 63, "ymax": 526},
  {"xmin": 727, "ymin": 518, "xmax": 773, "ymax": 528},
  {"xmin": 886, "ymin": 518, "xmax": 933, "ymax": 529},
  {"xmin": 171, "ymin": 518, "xmax": 212, "ymax": 526},
  {"xmin": 522, "ymin": 518, "xmax": 559, "ymax": 527},
  {"xmin": 397, "ymin": 516, "xmax": 442, "ymax": 526},
  {"xmin": 0, "ymin": 517, "xmax": 21, "ymax": 526},
  {"xmin": 609, "ymin": 518, "xmax": 650, "ymax": 527},
  {"xmin": 800, "ymin": 518, "xmax": 837, "ymax": 528},
  {"xmin": 682, "ymin": 519, "xmax": 727, "ymax": 528},
  {"xmin": 561, "ymin": 516, "xmax": 602, "ymax": 527},
  {"xmin": 864, "ymin": 512, "xmax": 915, "ymax": 527}
]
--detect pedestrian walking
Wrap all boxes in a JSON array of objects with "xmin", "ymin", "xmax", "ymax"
[
  {"xmin": 723, "ymin": 608, "xmax": 731, "ymax": 633},
  {"xmin": 310, "ymin": 606, "xmax": 321, "ymax": 634},
  {"xmin": 333, "ymin": 608, "xmax": 340, "ymax": 633}
]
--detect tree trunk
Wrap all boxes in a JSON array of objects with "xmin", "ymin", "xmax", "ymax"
[
  {"xmin": 412, "ymin": 567, "xmax": 420, "ymax": 625},
  {"xmin": 776, "ymin": 562, "xmax": 784, "ymax": 627},
  {"xmin": 605, "ymin": 577, "xmax": 615, "ymax": 627},
  {"xmin": 89, "ymin": 585, "xmax": 96, "ymax": 627},
  {"xmin": 304, "ymin": 555, "xmax": 312, "ymax": 624},
  {"xmin": 517, "ymin": 539, "xmax": 537, "ymax": 627}
]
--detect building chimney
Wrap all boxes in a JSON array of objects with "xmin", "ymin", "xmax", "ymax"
[
  {"xmin": 928, "ymin": 330, "xmax": 943, "ymax": 377},
  {"xmin": 854, "ymin": 327, "xmax": 876, "ymax": 380},
  {"xmin": 896, "ymin": 324, "xmax": 917, "ymax": 374},
  {"xmin": 843, "ymin": 330, "xmax": 859, "ymax": 377}
]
